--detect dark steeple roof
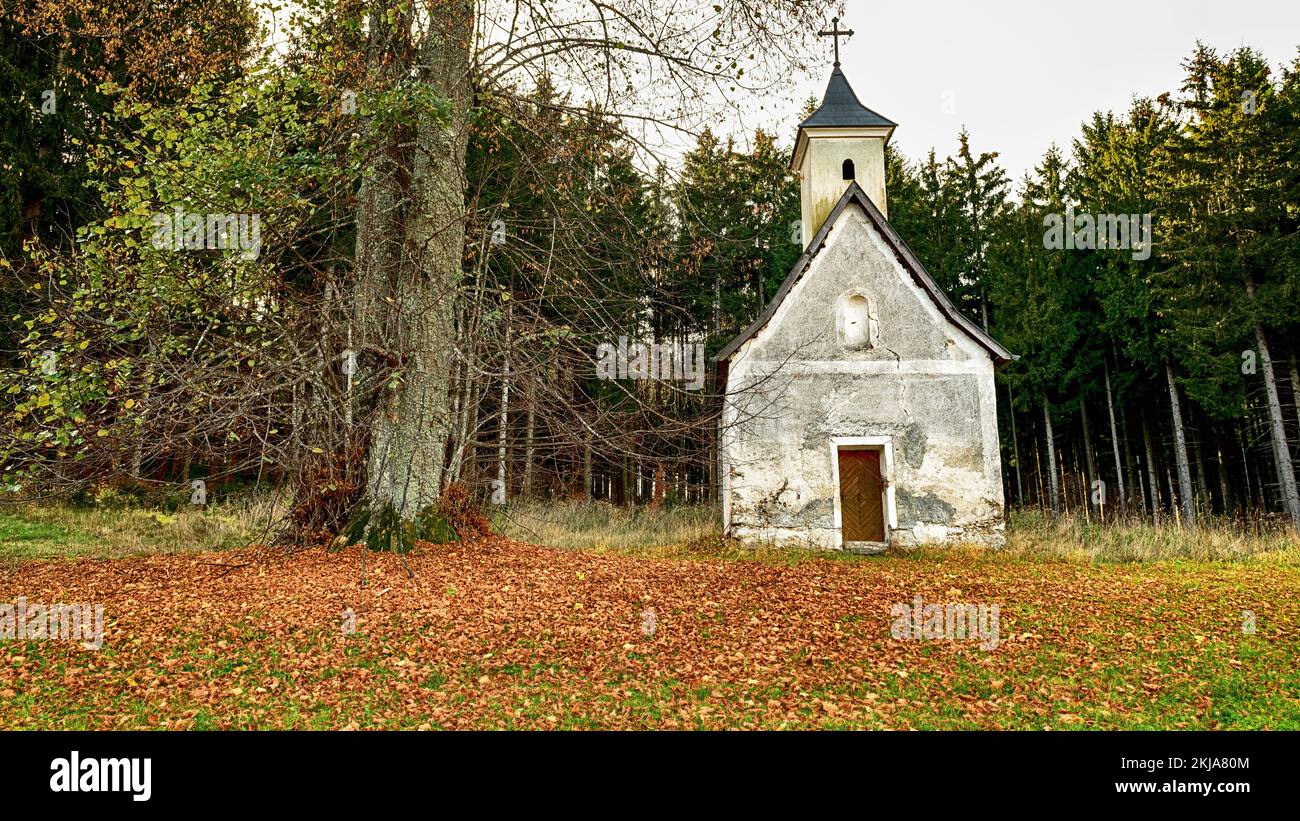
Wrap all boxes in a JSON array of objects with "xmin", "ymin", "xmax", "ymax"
[{"xmin": 800, "ymin": 66, "xmax": 896, "ymax": 129}]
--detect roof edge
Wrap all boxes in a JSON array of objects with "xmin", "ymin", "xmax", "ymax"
[{"xmin": 714, "ymin": 182, "xmax": 1015, "ymax": 365}]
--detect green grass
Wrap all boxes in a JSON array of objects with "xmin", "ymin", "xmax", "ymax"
[
  {"xmin": 0, "ymin": 495, "xmax": 279, "ymax": 560},
  {"xmin": 0, "ymin": 511, "xmax": 99, "ymax": 554}
]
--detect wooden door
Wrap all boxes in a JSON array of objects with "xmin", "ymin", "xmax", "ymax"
[{"xmin": 838, "ymin": 449, "xmax": 885, "ymax": 542}]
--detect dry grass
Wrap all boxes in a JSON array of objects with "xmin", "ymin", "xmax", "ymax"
[
  {"xmin": 496, "ymin": 501, "xmax": 1299, "ymax": 566},
  {"xmin": 1002, "ymin": 510, "xmax": 1300, "ymax": 564},
  {"xmin": 5, "ymin": 495, "xmax": 1297, "ymax": 568},
  {"xmin": 492, "ymin": 499, "xmax": 720, "ymax": 552},
  {"xmin": 0, "ymin": 493, "xmax": 283, "ymax": 561}
]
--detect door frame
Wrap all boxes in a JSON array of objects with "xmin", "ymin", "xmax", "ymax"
[{"xmin": 830, "ymin": 436, "xmax": 896, "ymax": 546}]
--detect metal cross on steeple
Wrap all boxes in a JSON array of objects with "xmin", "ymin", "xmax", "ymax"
[{"xmin": 818, "ymin": 16, "xmax": 854, "ymax": 67}]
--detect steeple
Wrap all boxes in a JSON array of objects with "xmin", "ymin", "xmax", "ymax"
[
  {"xmin": 800, "ymin": 67, "xmax": 896, "ymax": 130},
  {"xmin": 792, "ymin": 62, "xmax": 896, "ymax": 246}
]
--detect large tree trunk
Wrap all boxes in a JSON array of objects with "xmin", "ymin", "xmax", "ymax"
[
  {"xmin": 1043, "ymin": 400, "xmax": 1060, "ymax": 516},
  {"xmin": 354, "ymin": 2, "xmax": 474, "ymax": 527},
  {"xmin": 1164, "ymin": 360, "xmax": 1196, "ymax": 527}
]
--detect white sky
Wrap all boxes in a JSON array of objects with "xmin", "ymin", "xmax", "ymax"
[
  {"xmin": 732, "ymin": 0, "xmax": 1300, "ymax": 182},
  {"xmin": 259, "ymin": 0, "xmax": 1300, "ymax": 181}
]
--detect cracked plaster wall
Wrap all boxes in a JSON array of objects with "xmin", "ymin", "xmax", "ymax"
[{"xmin": 720, "ymin": 207, "xmax": 1006, "ymax": 549}]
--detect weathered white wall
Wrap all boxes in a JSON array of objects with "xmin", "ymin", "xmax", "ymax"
[
  {"xmin": 721, "ymin": 207, "xmax": 1005, "ymax": 550},
  {"xmin": 798, "ymin": 130, "xmax": 888, "ymax": 246}
]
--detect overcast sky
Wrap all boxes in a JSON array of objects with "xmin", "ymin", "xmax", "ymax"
[{"xmin": 731, "ymin": 0, "xmax": 1300, "ymax": 184}]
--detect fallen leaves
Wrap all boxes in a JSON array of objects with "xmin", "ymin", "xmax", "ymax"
[{"xmin": 0, "ymin": 535, "xmax": 1297, "ymax": 729}]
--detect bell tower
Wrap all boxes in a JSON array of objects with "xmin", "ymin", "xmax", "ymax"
[{"xmin": 793, "ymin": 19, "xmax": 896, "ymax": 246}]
